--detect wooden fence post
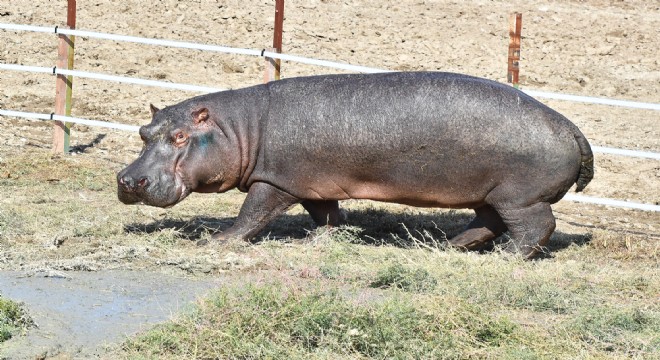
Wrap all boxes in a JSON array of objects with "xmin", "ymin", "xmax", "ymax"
[
  {"xmin": 507, "ymin": 12, "xmax": 522, "ymax": 89},
  {"xmin": 52, "ymin": 0, "xmax": 76, "ymax": 154},
  {"xmin": 264, "ymin": 0, "xmax": 284, "ymax": 83}
]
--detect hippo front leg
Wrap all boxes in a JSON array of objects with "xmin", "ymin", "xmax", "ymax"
[{"xmin": 209, "ymin": 182, "xmax": 300, "ymax": 244}]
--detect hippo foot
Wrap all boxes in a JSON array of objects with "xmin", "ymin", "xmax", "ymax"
[
  {"xmin": 448, "ymin": 205, "xmax": 507, "ymax": 251},
  {"xmin": 195, "ymin": 232, "xmax": 249, "ymax": 247},
  {"xmin": 448, "ymin": 241, "xmax": 487, "ymax": 252},
  {"xmin": 211, "ymin": 232, "xmax": 240, "ymax": 242},
  {"xmin": 447, "ymin": 232, "xmax": 493, "ymax": 251},
  {"xmin": 494, "ymin": 202, "xmax": 556, "ymax": 260},
  {"xmin": 500, "ymin": 241, "xmax": 549, "ymax": 259}
]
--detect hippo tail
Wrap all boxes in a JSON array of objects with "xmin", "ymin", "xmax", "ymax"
[{"xmin": 573, "ymin": 130, "xmax": 594, "ymax": 192}]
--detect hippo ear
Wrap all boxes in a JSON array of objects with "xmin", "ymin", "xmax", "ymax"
[
  {"xmin": 192, "ymin": 108, "xmax": 210, "ymax": 124},
  {"xmin": 149, "ymin": 104, "xmax": 160, "ymax": 116}
]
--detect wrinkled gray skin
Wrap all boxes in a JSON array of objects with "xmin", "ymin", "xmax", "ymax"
[{"xmin": 117, "ymin": 72, "xmax": 593, "ymax": 258}]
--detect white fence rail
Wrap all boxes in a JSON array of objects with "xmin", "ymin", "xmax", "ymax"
[
  {"xmin": 521, "ymin": 89, "xmax": 660, "ymax": 111},
  {"xmin": 563, "ymin": 194, "xmax": 659, "ymax": 212},
  {"xmin": 0, "ymin": 109, "xmax": 140, "ymax": 132}
]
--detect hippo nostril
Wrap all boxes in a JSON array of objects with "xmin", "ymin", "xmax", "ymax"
[
  {"xmin": 137, "ymin": 177, "xmax": 149, "ymax": 189},
  {"xmin": 119, "ymin": 175, "xmax": 137, "ymax": 191}
]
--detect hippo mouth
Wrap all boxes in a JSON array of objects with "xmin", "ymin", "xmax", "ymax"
[
  {"xmin": 169, "ymin": 169, "xmax": 192, "ymax": 207},
  {"xmin": 145, "ymin": 169, "xmax": 192, "ymax": 208},
  {"xmin": 117, "ymin": 169, "xmax": 192, "ymax": 208},
  {"xmin": 140, "ymin": 162, "xmax": 192, "ymax": 208}
]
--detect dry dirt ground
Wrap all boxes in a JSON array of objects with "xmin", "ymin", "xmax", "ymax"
[{"xmin": 0, "ymin": 0, "xmax": 658, "ymax": 358}]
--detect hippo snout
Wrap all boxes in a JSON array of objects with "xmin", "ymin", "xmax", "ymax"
[
  {"xmin": 116, "ymin": 169, "xmax": 151, "ymax": 205},
  {"xmin": 116, "ymin": 164, "xmax": 189, "ymax": 208},
  {"xmin": 117, "ymin": 173, "xmax": 151, "ymax": 193}
]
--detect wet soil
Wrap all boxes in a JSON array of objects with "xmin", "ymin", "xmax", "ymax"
[{"xmin": 0, "ymin": 271, "xmax": 222, "ymax": 359}]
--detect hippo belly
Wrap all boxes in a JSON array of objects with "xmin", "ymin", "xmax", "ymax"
[{"xmin": 272, "ymin": 149, "xmax": 501, "ymax": 208}]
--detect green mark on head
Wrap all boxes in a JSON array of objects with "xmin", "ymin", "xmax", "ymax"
[{"xmin": 197, "ymin": 133, "xmax": 214, "ymax": 150}]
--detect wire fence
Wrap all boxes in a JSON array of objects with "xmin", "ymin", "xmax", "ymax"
[
  {"xmin": 0, "ymin": 63, "xmax": 226, "ymax": 93},
  {"xmin": 1, "ymin": 21, "xmax": 658, "ymax": 212},
  {"xmin": 0, "ymin": 109, "xmax": 140, "ymax": 132}
]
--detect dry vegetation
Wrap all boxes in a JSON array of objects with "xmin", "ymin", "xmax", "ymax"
[{"xmin": 0, "ymin": 0, "xmax": 659, "ymax": 358}]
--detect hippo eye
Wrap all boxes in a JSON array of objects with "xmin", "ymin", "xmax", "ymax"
[{"xmin": 173, "ymin": 131, "xmax": 188, "ymax": 145}]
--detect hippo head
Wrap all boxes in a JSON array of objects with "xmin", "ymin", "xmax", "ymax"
[{"xmin": 117, "ymin": 103, "xmax": 241, "ymax": 208}]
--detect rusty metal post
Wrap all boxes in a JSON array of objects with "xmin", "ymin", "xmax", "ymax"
[
  {"xmin": 507, "ymin": 12, "xmax": 522, "ymax": 88},
  {"xmin": 264, "ymin": 0, "xmax": 284, "ymax": 83},
  {"xmin": 52, "ymin": 0, "xmax": 76, "ymax": 154}
]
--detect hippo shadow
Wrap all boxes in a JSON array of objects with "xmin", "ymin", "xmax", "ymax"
[
  {"xmin": 274, "ymin": 208, "xmax": 592, "ymax": 256},
  {"xmin": 70, "ymin": 134, "xmax": 106, "ymax": 153},
  {"xmin": 123, "ymin": 207, "xmax": 592, "ymax": 255},
  {"xmin": 122, "ymin": 208, "xmax": 469, "ymax": 245},
  {"xmin": 124, "ymin": 216, "xmax": 234, "ymax": 241}
]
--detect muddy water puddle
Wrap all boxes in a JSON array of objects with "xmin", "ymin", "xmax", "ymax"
[{"xmin": 0, "ymin": 270, "xmax": 222, "ymax": 359}]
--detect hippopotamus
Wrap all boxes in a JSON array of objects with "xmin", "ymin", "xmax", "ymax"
[{"xmin": 117, "ymin": 71, "xmax": 593, "ymax": 258}]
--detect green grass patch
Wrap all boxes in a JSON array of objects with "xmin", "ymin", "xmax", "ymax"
[
  {"xmin": 119, "ymin": 282, "xmax": 522, "ymax": 359},
  {"xmin": 568, "ymin": 305, "xmax": 660, "ymax": 355},
  {"xmin": 369, "ymin": 262, "xmax": 438, "ymax": 292},
  {"xmin": 0, "ymin": 296, "xmax": 32, "ymax": 343}
]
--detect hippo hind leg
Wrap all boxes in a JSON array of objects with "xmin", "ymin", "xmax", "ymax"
[
  {"xmin": 301, "ymin": 200, "xmax": 347, "ymax": 227},
  {"xmin": 495, "ymin": 202, "xmax": 556, "ymax": 258},
  {"xmin": 448, "ymin": 205, "xmax": 507, "ymax": 250}
]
